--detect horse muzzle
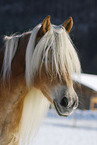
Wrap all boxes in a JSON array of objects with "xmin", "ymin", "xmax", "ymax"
[
  {"xmin": 53, "ymin": 97, "xmax": 78, "ymax": 117},
  {"xmin": 52, "ymin": 85, "xmax": 78, "ymax": 117}
]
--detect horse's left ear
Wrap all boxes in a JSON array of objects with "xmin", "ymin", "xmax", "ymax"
[
  {"xmin": 63, "ymin": 17, "xmax": 73, "ymax": 33},
  {"xmin": 42, "ymin": 16, "xmax": 51, "ymax": 33},
  {"xmin": 39, "ymin": 16, "xmax": 51, "ymax": 35},
  {"xmin": 36, "ymin": 16, "xmax": 51, "ymax": 44}
]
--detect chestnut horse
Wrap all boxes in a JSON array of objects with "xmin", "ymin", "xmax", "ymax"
[{"xmin": 0, "ymin": 16, "xmax": 81, "ymax": 145}]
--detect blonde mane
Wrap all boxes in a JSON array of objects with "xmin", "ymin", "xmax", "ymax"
[
  {"xmin": 26, "ymin": 24, "xmax": 81, "ymax": 86},
  {"xmin": 18, "ymin": 88, "xmax": 50, "ymax": 145},
  {"xmin": 2, "ymin": 23, "xmax": 81, "ymax": 86}
]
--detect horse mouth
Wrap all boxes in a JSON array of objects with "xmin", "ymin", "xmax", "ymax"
[{"xmin": 53, "ymin": 99, "xmax": 75, "ymax": 117}]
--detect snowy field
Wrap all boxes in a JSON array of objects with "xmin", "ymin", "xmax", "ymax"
[{"xmin": 33, "ymin": 109, "xmax": 97, "ymax": 145}]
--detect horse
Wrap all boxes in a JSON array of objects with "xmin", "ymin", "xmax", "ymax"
[{"xmin": 0, "ymin": 16, "xmax": 81, "ymax": 145}]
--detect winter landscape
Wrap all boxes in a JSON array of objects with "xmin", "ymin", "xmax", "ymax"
[{"xmin": 33, "ymin": 109, "xmax": 97, "ymax": 145}]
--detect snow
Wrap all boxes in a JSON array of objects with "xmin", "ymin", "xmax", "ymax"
[
  {"xmin": 33, "ymin": 109, "xmax": 97, "ymax": 145},
  {"xmin": 72, "ymin": 73, "xmax": 97, "ymax": 91}
]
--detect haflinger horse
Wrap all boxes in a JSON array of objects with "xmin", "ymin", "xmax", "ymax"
[{"xmin": 0, "ymin": 16, "xmax": 81, "ymax": 145}]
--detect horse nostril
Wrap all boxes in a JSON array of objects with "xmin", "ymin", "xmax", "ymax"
[{"xmin": 60, "ymin": 97, "xmax": 68, "ymax": 107}]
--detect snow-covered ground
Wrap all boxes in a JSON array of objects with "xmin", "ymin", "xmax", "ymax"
[{"xmin": 33, "ymin": 109, "xmax": 97, "ymax": 145}]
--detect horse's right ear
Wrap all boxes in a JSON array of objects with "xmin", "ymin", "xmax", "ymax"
[{"xmin": 38, "ymin": 16, "xmax": 51, "ymax": 36}]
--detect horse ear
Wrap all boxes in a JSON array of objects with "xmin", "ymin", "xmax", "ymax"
[
  {"xmin": 42, "ymin": 16, "xmax": 51, "ymax": 34},
  {"xmin": 63, "ymin": 17, "xmax": 73, "ymax": 33},
  {"xmin": 35, "ymin": 16, "xmax": 51, "ymax": 44},
  {"xmin": 39, "ymin": 16, "xmax": 51, "ymax": 35}
]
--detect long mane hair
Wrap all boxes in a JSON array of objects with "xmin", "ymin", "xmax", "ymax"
[
  {"xmin": 2, "ymin": 23, "xmax": 81, "ymax": 85},
  {"xmin": 1, "ymin": 22, "xmax": 81, "ymax": 145}
]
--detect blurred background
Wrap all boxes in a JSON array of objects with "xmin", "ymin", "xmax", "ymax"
[{"xmin": 0, "ymin": 0, "xmax": 97, "ymax": 145}]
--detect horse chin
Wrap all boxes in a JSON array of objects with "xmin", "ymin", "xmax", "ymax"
[{"xmin": 53, "ymin": 99, "xmax": 73, "ymax": 117}]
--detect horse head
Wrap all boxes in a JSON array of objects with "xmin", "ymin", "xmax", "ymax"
[{"xmin": 26, "ymin": 16, "xmax": 81, "ymax": 117}]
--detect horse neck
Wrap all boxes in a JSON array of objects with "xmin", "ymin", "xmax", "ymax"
[
  {"xmin": 0, "ymin": 32, "xmax": 31, "ymax": 93},
  {"xmin": 11, "ymin": 32, "xmax": 31, "ymax": 77},
  {"xmin": 0, "ymin": 33, "xmax": 31, "ymax": 144}
]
